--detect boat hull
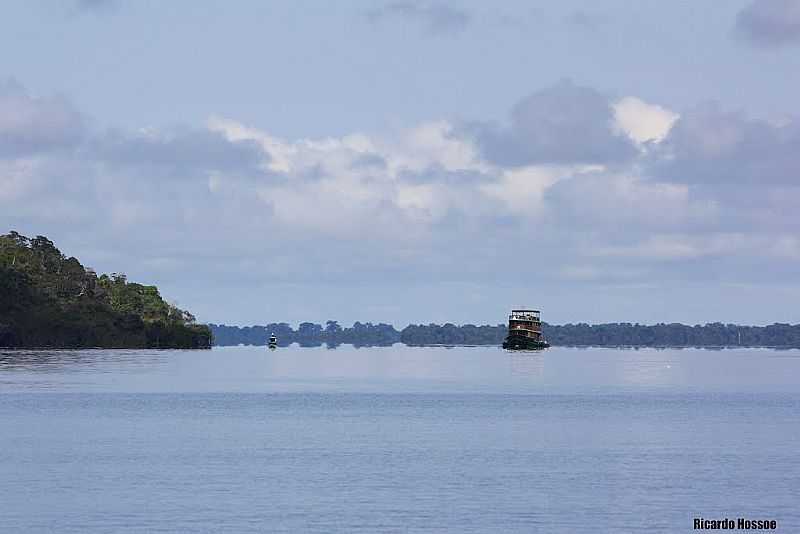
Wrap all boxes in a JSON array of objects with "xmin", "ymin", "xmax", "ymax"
[{"xmin": 502, "ymin": 334, "xmax": 550, "ymax": 350}]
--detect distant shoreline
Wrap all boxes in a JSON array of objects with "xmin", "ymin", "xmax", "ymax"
[
  {"xmin": 211, "ymin": 342, "xmax": 799, "ymax": 350},
  {"xmin": 2, "ymin": 342, "xmax": 797, "ymax": 351},
  {"xmin": 209, "ymin": 322, "xmax": 800, "ymax": 349}
]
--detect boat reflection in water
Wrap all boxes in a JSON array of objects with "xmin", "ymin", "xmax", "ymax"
[{"xmin": 502, "ymin": 309, "xmax": 550, "ymax": 350}]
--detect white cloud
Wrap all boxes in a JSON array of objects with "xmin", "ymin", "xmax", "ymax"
[
  {"xmin": 480, "ymin": 164, "xmax": 581, "ymax": 216},
  {"xmin": 3, "ymin": 78, "xmax": 799, "ymax": 325},
  {"xmin": 546, "ymin": 169, "xmax": 717, "ymax": 233},
  {"xmin": 613, "ymin": 96, "xmax": 679, "ymax": 145},
  {"xmin": 392, "ymin": 120, "xmax": 487, "ymax": 174},
  {"xmin": 207, "ymin": 116, "xmax": 497, "ymax": 234}
]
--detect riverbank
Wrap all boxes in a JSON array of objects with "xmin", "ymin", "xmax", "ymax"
[{"xmin": 210, "ymin": 321, "xmax": 800, "ymax": 348}]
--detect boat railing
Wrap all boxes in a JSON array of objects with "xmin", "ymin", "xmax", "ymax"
[{"xmin": 509, "ymin": 315, "xmax": 540, "ymax": 322}]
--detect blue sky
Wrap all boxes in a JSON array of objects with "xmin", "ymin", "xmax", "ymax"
[{"xmin": 2, "ymin": 0, "xmax": 800, "ymax": 326}]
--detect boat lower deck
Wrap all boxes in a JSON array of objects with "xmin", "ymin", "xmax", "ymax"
[{"xmin": 502, "ymin": 333, "xmax": 550, "ymax": 350}]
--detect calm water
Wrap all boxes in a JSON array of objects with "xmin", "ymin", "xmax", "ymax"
[{"xmin": 1, "ymin": 345, "xmax": 799, "ymax": 533}]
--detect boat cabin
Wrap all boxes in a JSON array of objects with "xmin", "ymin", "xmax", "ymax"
[{"xmin": 507, "ymin": 309, "xmax": 543, "ymax": 340}]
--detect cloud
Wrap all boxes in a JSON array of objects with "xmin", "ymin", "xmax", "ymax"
[
  {"xmin": 651, "ymin": 102, "xmax": 800, "ymax": 185},
  {"xmin": 544, "ymin": 170, "xmax": 713, "ymax": 233},
  {"xmin": 3, "ymin": 77, "xmax": 799, "ymax": 325},
  {"xmin": 613, "ymin": 97, "xmax": 679, "ymax": 145},
  {"xmin": 209, "ymin": 117, "xmax": 498, "ymax": 236},
  {"xmin": 0, "ymin": 79, "xmax": 84, "ymax": 157},
  {"xmin": 366, "ymin": 2, "xmax": 470, "ymax": 35},
  {"xmin": 93, "ymin": 128, "xmax": 268, "ymax": 178},
  {"xmin": 735, "ymin": 0, "xmax": 800, "ymax": 47},
  {"xmin": 462, "ymin": 80, "xmax": 639, "ymax": 166}
]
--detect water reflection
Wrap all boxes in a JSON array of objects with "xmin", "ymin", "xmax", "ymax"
[
  {"xmin": 0, "ymin": 349, "xmax": 163, "ymax": 372},
  {"xmin": 615, "ymin": 349, "xmax": 682, "ymax": 387},
  {"xmin": 0, "ymin": 345, "xmax": 799, "ymax": 394},
  {"xmin": 0, "ymin": 349, "xmax": 170, "ymax": 391},
  {"xmin": 508, "ymin": 352, "xmax": 545, "ymax": 382}
]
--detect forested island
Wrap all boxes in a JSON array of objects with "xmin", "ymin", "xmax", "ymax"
[
  {"xmin": 210, "ymin": 321, "xmax": 800, "ymax": 348},
  {"xmin": 0, "ymin": 232, "xmax": 212, "ymax": 348}
]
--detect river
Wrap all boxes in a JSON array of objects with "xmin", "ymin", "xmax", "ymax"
[{"xmin": 2, "ymin": 345, "xmax": 799, "ymax": 532}]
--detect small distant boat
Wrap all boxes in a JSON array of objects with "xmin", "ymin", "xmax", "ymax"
[
  {"xmin": 502, "ymin": 309, "xmax": 550, "ymax": 350},
  {"xmin": 267, "ymin": 333, "xmax": 278, "ymax": 349}
]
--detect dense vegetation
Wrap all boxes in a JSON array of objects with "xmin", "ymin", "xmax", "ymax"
[
  {"xmin": 211, "ymin": 321, "xmax": 800, "ymax": 348},
  {"xmin": 543, "ymin": 322, "xmax": 800, "ymax": 348},
  {"xmin": 211, "ymin": 321, "xmax": 399, "ymax": 348},
  {"xmin": 0, "ymin": 232, "xmax": 212, "ymax": 348}
]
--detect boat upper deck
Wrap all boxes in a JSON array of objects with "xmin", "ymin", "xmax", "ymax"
[{"xmin": 509, "ymin": 310, "xmax": 540, "ymax": 321}]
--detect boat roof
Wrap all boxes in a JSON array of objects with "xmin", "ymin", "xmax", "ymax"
[{"xmin": 511, "ymin": 309, "xmax": 540, "ymax": 313}]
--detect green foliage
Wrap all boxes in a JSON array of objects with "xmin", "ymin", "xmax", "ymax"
[
  {"xmin": 0, "ymin": 231, "xmax": 211, "ymax": 349},
  {"xmin": 541, "ymin": 322, "xmax": 800, "ymax": 348},
  {"xmin": 210, "ymin": 321, "xmax": 401, "ymax": 347},
  {"xmin": 210, "ymin": 320, "xmax": 800, "ymax": 348}
]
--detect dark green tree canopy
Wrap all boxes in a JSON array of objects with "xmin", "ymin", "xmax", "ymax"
[{"xmin": 0, "ymin": 231, "xmax": 211, "ymax": 349}]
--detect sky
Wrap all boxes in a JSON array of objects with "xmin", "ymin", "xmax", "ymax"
[{"xmin": 2, "ymin": 0, "xmax": 800, "ymax": 327}]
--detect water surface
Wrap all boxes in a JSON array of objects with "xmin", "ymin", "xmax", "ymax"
[{"xmin": 2, "ymin": 345, "xmax": 799, "ymax": 533}]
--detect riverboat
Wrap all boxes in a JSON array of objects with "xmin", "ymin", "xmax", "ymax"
[{"xmin": 502, "ymin": 309, "xmax": 550, "ymax": 350}]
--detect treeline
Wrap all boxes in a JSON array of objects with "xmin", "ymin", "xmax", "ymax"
[
  {"xmin": 210, "ymin": 321, "xmax": 399, "ymax": 347},
  {"xmin": 0, "ymin": 231, "xmax": 212, "ymax": 348},
  {"xmin": 210, "ymin": 321, "xmax": 800, "ymax": 348},
  {"xmin": 544, "ymin": 322, "xmax": 800, "ymax": 348}
]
